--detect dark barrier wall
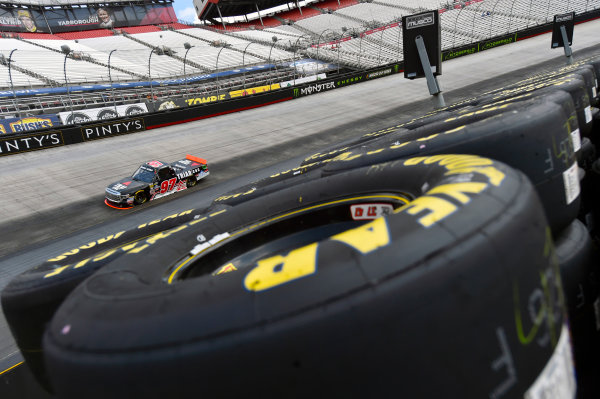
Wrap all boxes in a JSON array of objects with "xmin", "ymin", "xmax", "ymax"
[
  {"xmin": 0, "ymin": 88, "xmax": 294, "ymax": 156},
  {"xmin": 0, "ymin": 9, "xmax": 599, "ymax": 158}
]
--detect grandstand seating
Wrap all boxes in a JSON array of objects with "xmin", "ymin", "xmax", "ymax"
[
  {"xmin": 0, "ymin": 0, "xmax": 597, "ymax": 119},
  {"xmin": 0, "ymin": 64, "xmax": 45, "ymax": 88},
  {"xmin": 335, "ymin": 3, "xmax": 407, "ymax": 24}
]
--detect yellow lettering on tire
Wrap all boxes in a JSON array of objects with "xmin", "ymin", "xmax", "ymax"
[
  {"xmin": 400, "ymin": 196, "xmax": 457, "ymax": 228},
  {"xmin": 331, "ymin": 218, "xmax": 390, "ymax": 254},
  {"xmin": 446, "ymin": 166, "xmax": 505, "ymax": 186},
  {"xmin": 244, "ymin": 243, "xmax": 318, "ymax": 292},
  {"xmin": 44, "ymin": 265, "xmax": 70, "ymax": 279},
  {"xmin": 427, "ymin": 182, "xmax": 488, "ymax": 204}
]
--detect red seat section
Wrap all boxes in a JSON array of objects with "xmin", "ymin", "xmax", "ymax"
[
  {"xmin": 120, "ymin": 25, "xmax": 162, "ymax": 34},
  {"xmin": 162, "ymin": 23, "xmax": 194, "ymax": 30},
  {"xmin": 317, "ymin": 0, "xmax": 359, "ymax": 12},
  {"xmin": 16, "ymin": 32, "xmax": 61, "ymax": 40},
  {"xmin": 278, "ymin": 7, "xmax": 322, "ymax": 22},
  {"xmin": 55, "ymin": 29, "xmax": 114, "ymax": 40}
]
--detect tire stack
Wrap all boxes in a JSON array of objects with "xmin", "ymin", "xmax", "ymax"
[{"xmin": 3, "ymin": 58, "xmax": 600, "ymax": 398}]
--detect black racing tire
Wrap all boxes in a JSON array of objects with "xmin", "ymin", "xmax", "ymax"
[
  {"xmin": 575, "ymin": 64, "xmax": 598, "ymax": 108},
  {"xmin": 44, "ymin": 156, "xmax": 572, "ymax": 399},
  {"xmin": 554, "ymin": 219, "xmax": 600, "ymax": 371},
  {"xmin": 220, "ymin": 93, "xmax": 580, "ymax": 211},
  {"xmin": 301, "ymin": 67, "xmax": 591, "ymax": 168},
  {"xmin": 133, "ymin": 190, "xmax": 147, "ymax": 205},
  {"xmin": 578, "ymin": 136, "xmax": 597, "ymax": 171},
  {"xmin": 0, "ymin": 206, "xmax": 210, "ymax": 392},
  {"xmin": 185, "ymin": 176, "xmax": 197, "ymax": 188},
  {"xmin": 587, "ymin": 58, "xmax": 600, "ymax": 106},
  {"xmin": 325, "ymin": 101, "xmax": 579, "ymax": 234},
  {"xmin": 223, "ymin": 101, "xmax": 580, "ymax": 234},
  {"xmin": 478, "ymin": 72, "xmax": 593, "ymax": 137}
]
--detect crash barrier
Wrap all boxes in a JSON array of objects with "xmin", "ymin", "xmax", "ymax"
[
  {"xmin": 1, "ymin": 9, "xmax": 600, "ymax": 157},
  {"xmin": 37, "ymin": 155, "xmax": 575, "ymax": 398}
]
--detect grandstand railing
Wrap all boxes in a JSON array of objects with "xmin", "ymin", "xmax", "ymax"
[{"xmin": 0, "ymin": 0, "xmax": 598, "ymax": 127}]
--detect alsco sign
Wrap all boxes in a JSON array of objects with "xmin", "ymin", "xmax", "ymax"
[{"xmin": 406, "ymin": 12, "xmax": 435, "ymax": 29}]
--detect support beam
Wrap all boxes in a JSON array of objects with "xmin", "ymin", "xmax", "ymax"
[
  {"xmin": 255, "ymin": 3, "xmax": 264, "ymax": 27},
  {"xmin": 415, "ymin": 35, "xmax": 445, "ymax": 108},
  {"xmin": 560, "ymin": 25, "xmax": 574, "ymax": 65}
]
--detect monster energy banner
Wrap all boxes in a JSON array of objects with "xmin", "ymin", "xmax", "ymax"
[{"xmin": 0, "ymin": 3, "xmax": 176, "ymax": 33}]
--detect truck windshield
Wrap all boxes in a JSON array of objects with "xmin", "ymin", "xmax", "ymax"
[{"xmin": 132, "ymin": 165, "xmax": 155, "ymax": 183}]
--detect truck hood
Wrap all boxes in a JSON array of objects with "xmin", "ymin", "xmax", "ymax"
[{"xmin": 106, "ymin": 179, "xmax": 148, "ymax": 195}]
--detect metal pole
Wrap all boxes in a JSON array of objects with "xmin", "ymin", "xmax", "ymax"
[
  {"xmin": 242, "ymin": 41, "xmax": 253, "ymax": 90},
  {"xmin": 63, "ymin": 50, "xmax": 75, "ymax": 123},
  {"xmin": 337, "ymin": 42, "xmax": 341, "ymax": 74},
  {"xmin": 509, "ymin": 0, "xmax": 517, "ymax": 33},
  {"xmin": 560, "ymin": 25, "xmax": 574, "ymax": 65},
  {"xmin": 108, "ymin": 49, "xmax": 117, "ymax": 115},
  {"xmin": 453, "ymin": 7, "xmax": 464, "ymax": 48},
  {"xmin": 268, "ymin": 36, "xmax": 278, "ymax": 87},
  {"xmin": 149, "ymin": 47, "xmax": 156, "ymax": 104},
  {"xmin": 255, "ymin": 3, "xmax": 264, "ymax": 27},
  {"xmin": 215, "ymin": 46, "xmax": 225, "ymax": 100},
  {"xmin": 316, "ymin": 29, "xmax": 331, "ymax": 75},
  {"xmin": 397, "ymin": 24, "xmax": 401, "ymax": 62},
  {"xmin": 415, "ymin": 35, "xmax": 445, "ymax": 109},
  {"xmin": 358, "ymin": 34, "xmax": 363, "ymax": 69},
  {"xmin": 183, "ymin": 42, "xmax": 193, "ymax": 99},
  {"xmin": 292, "ymin": 35, "xmax": 308, "ymax": 86},
  {"xmin": 378, "ymin": 29, "xmax": 384, "ymax": 65},
  {"xmin": 488, "ymin": 0, "xmax": 501, "ymax": 38},
  {"xmin": 8, "ymin": 49, "xmax": 18, "ymax": 118}
]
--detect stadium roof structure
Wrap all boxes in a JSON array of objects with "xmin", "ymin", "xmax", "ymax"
[
  {"xmin": 3, "ymin": 0, "xmax": 169, "ymax": 6},
  {"xmin": 194, "ymin": 0, "xmax": 298, "ymax": 21}
]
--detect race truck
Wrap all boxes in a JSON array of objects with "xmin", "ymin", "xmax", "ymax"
[{"xmin": 104, "ymin": 155, "xmax": 209, "ymax": 208}]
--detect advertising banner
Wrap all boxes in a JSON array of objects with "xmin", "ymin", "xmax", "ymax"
[
  {"xmin": 292, "ymin": 81, "xmax": 336, "ymax": 98},
  {"xmin": 58, "ymin": 103, "xmax": 148, "ymax": 125},
  {"xmin": 479, "ymin": 33, "xmax": 518, "ymax": 52},
  {"xmin": 551, "ymin": 12, "xmax": 575, "ymax": 48},
  {"xmin": 284, "ymin": 59, "xmax": 336, "ymax": 75},
  {"xmin": 185, "ymin": 93, "xmax": 230, "ymax": 106},
  {"xmin": 80, "ymin": 118, "xmax": 145, "ymax": 141},
  {"xmin": 402, "ymin": 10, "xmax": 442, "ymax": 80},
  {"xmin": 229, "ymin": 84, "xmax": 280, "ymax": 98},
  {"xmin": 280, "ymin": 74, "xmax": 326, "ymax": 88},
  {"xmin": 0, "ymin": 3, "xmax": 176, "ymax": 33},
  {"xmin": 0, "ymin": 114, "xmax": 61, "ymax": 134},
  {"xmin": 144, "ymin": 98, "xmax": 189, "ymax": 112},
  {"xmin": 0, "ymin": 131, "xmax": 63, "ymax": 156},
  {"xmin": 184, "ymin": 83, "xmax": 282, "ymax": 106}
]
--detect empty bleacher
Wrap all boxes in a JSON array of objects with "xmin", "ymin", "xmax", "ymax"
[{"xmin": 0, "ymin": 0, "xmax": 595, "ymax": 119}]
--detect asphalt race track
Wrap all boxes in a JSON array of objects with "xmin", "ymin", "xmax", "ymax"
[{"xmin": 1, "ymin": 18, "xmax": 600, "ymax": 394}]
